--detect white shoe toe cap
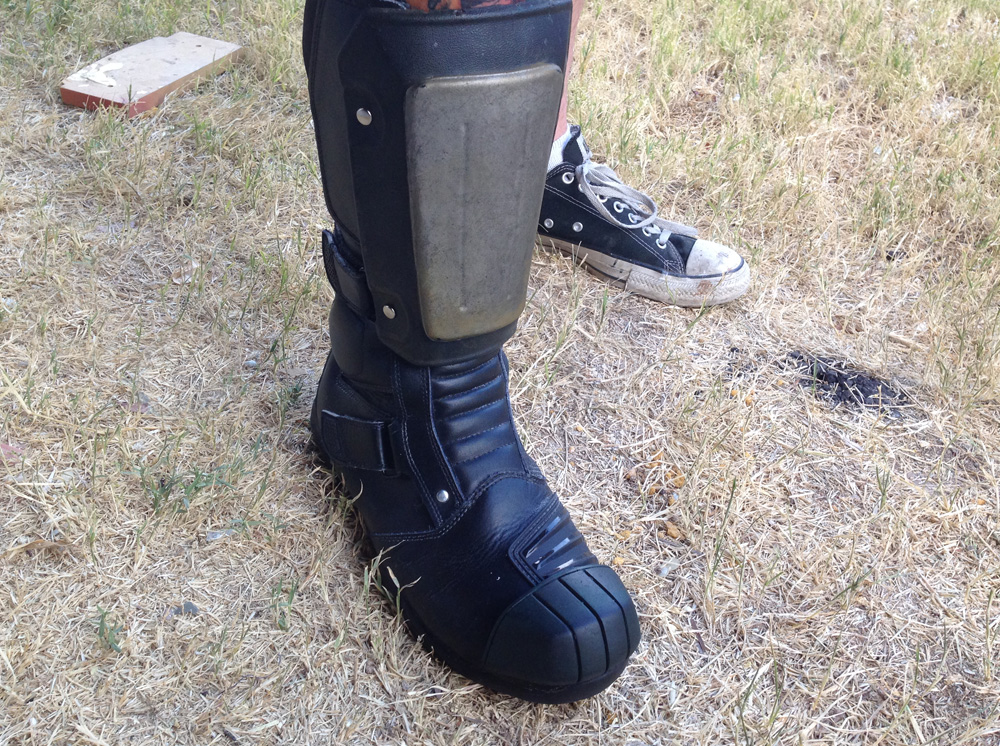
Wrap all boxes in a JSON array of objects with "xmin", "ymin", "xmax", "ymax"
[{"xmin": 685, "ymin": 239, "xmax": 744, "ymax": 277}]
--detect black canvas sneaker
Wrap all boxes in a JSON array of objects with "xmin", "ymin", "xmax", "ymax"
[{"xmin": 537, "ymin": 126, "xmax": 751, "ymax": 307}]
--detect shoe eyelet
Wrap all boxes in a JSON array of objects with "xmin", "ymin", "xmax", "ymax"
[
  {"xmin": 572, "ymin": 222, "xmax": 583, "ymax": 232},
  {"xmin": 435, "ymin": 490, "xmax": 450, "ymax": 503},
  {"xmin": 642, "ymin": 227, "xmax": 653, "ymax": 236},
  {"xmin": 613, "ymin": 202, "xmax": 624, "ymax": 213},
  {"xmin": 656, "ymin": 238, "xmax": 669, "ymax": 249},
  {"xmin": 628, "ymin": 213, "xmax": 639, "ymax": 223},
  {"xmin": 598, "ymin": 195, "xmax": 608, "ymax": 202},
  {"xmin": 561, "ymin": 172, "xmax": 575, "ymax": 185},
  {"xmin": 543, "ymin": 218, "xmax": 554, "ymax": 229}
]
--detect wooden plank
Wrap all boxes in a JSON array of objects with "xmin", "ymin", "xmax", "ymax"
[{"xmin": 60, "ymin": 32, "xmax": 243, "ymax": 118}]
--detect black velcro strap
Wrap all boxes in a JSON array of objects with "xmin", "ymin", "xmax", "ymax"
[
  {"xmin": 320, "ymin": 229, "xmax": 340, "ymax": 290},
  {"xmin": 320, "ymin": 409, "xmax": 392, "ymax": 472},
  {"xmin": 322, "ymin": 229, "xmax": 374, "ymax": 318}
]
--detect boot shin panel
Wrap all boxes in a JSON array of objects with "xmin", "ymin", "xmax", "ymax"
[{"xmin": 307, "ymin": 0, "xmax": 572, "ymax": 365}]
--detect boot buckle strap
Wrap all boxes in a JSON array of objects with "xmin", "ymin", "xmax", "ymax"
[
  {"xmin": 320, "ymin": 409, "xmax": 394, "ymax": 473},
  {"xmin": 322, "ymin": 229, "xmax": 374, "ymax": 318}
]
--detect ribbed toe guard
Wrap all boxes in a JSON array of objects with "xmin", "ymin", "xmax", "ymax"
[{"xmin": 481, "ymin": 566, "xmax": 640, "ymax": 702}]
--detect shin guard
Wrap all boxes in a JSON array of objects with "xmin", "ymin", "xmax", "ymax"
[{"xmin": 304, "ymin": 0, "xmax": 571, "ymax": 364}]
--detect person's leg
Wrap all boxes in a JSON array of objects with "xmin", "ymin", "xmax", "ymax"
[
  {"xmin": 541, "ymin": 0, "xmax": 751, "ymax": 307},
  {"xmin": 553, "ymin": 0, "xmax": 581, "ymax": 140},
  {"xmin": 303, "ymin": 0, "xmax": 639, "ymax": 703}
]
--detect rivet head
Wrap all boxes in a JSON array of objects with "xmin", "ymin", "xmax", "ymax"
[
  {"xmin": 543, "ymin": 218, "xmax": 554, "ymax": 229},
  {"xmin": 356, "ymin": 108, "xmax": 373, "ymax": 126},
  {"xmin": 435, "ymin": 489, "xmax": 450, "ymax": 503},
  {"xmin": 382, "ymin": 305, "xmax": 396, "ymax": 319},
  {"xmin": 572, "ymin": 221, "xmax": 583, "ymax": 232}
]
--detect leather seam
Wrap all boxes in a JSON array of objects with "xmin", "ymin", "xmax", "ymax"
[
  {"xmin": 369, "ymin": 469, "xmax": 543, "ymax": 543},
  {"xmin": 500, "ymin": 356, "xmax": 533, "ymax": 474},
  {"xmin": 434, "ymin": 357, "xmax": 493, "ymax": 381},
  {"xmin": 394, "ymin": 360, "xmax": 433, "ymax": 514},
  {"xmin": 435, "ymin": 375, "xmax": 503, "ymax": 401},
  {"xmin": 424, "ymin": 366, "xmax": 462, "ymax": 521},
  {"xmin": 436, "ymin": 395, "xmax": 506, "ymax": 420},
  {"xmin": 442, "ymin": 421, "xmax": 509, "ymax": 447},
  {"xmin": 452, "ymin": 440, "xmax": 518, "ymax": 466}
]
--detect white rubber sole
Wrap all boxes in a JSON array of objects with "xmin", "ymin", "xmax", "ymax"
[{"xmin": 541, "ymin": 237, "xmax": 751, "ymax": 308}]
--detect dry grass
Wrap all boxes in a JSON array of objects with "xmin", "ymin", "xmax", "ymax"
[{"xmin": 1, "ymin": 0, "xmax": 999, "ymax": 743}]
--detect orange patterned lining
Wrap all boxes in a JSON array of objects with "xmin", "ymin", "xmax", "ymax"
[{"xmin": 404, "ymin": 0, "xmax": 525, "ymax": 11}]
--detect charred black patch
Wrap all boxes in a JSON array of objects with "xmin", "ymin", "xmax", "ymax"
[{"xmin": 787, "ymin": 352, "xmax": 906, "ymax": 413}]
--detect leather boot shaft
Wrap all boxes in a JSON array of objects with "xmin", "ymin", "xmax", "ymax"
[{"xmin": 304, "ymin": 0, "xmax": 572, "ymax": 365}]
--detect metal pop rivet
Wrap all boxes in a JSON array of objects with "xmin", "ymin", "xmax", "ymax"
[
  {"xmin": 382, "ymin": 305, "xmax": 396, "ymax": 319},
  {"xmin": 543, "ymin": 218, "xmax": 554, "ymax": 229},
  {"xmin": 435, "ymin": 489, "xmax": 450, "ymax": 503},
  {"xmin": 356, "ymin": 108, "xmax": 373, "ymax": 126},
  {"xmin": 572, "ymin": 221, "xmax": 583, "ymax": 232}
]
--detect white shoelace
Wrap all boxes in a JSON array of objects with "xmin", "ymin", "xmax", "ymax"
[{"xmin": 572, "ymin": 159, "xmax": 699, "ymax": 245}]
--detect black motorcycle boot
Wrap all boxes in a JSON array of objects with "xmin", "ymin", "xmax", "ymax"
[
  {"xmin": 303, "ymin": 0, "xmax": 640, "ymax": 702},
  {"xmin": 311, "ymin": 231, "xmax": 640, "ymax": 702}
]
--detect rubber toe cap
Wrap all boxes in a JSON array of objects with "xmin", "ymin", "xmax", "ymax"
[
  {"xmin": 483, "ymin": 566, "xmax": 640, "ymax": 695},
  {"xmin": 685, "ymin": 238, "xmax": 744, "ymax": 277}
]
